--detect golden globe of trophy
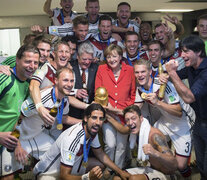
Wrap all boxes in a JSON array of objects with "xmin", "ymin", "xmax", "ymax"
[{"xmin": 95, "ymin": 87, "xmax": 108, "ymax": 107}]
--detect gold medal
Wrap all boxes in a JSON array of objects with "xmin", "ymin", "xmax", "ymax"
[
  {"xmin": 82, "ymin": 161, "xmax": 88, "ymax": 168},
  {"xmin": 57, "ymin": 124, "xmax": 63, "ymax": 130},
  {"xmin": 141, "ymin": 92, "xmax": 147, "ymax": 99},
  {"xmin": 142, "ymin": 160, "xmax": 148, "ymax": 167}
]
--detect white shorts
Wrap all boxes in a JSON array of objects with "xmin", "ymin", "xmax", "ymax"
[
  {"xmin": 0, "ymin": 132, "xmax": 54, "ymax": 176},
  {"xmin": 154, "ymin": 119, "xmax": 192, "ymax": 156},
  {"xmin": 37, "ymin": 173, "xmax": 59, "ymax": 180},
  {"xmin": 126, "ymin": 167, "xmax": 171, "ymax": 180}
]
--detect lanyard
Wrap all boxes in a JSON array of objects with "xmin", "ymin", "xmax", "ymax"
[
  {"xmin": 52, "ymin": 87, "xmax": 64, "ymax": 125},
  {"xmin": 141, "ymin": 79, "xmax": 153, "ymax": 94},
  {"xmin": 60, "ymin": 9, "xmax": 72, "ymax": 24},
  {"xmin": 98, "ymin": 33, "xmax": 110, "ymax": 46},
  {"xmin": 60, "ymin": 9, "xmax": 65, "ymax": 25},
  {"xmin": 126, "ymin": 51, "xmax": 140, "ymax": 66},
  {"xmin": 83, "ymin": 131, "xmax": 92, "ymax": 164}
]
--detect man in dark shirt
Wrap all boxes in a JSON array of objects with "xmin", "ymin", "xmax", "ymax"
[{"xmin": 165, "ymin": 35, "xmax": 207, "ymax": 180}]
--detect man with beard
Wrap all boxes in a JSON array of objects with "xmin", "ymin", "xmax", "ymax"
[
  {"xmin": 122, "ymin": 31, "xmax": 149, "ymax": 66},
  {"xmin": 113, "ymin": 105, "xmax": 177, "ymax": 180},
  {"xmin": 33, "ymin": 103, "xmax": 130, "ymax": 180},
  {"xmin": 43, "ymin": 0, "xmax": 77, "ymax": 26},
  {"xmin": 88, "ymin": 15, "xmax": 124, "ymax": 62},
  {"xmin": 0, "ymin": 44, "xmax": 40, "ymax": 179},
  {"xmin": 0, "ymin": 67, "xmax": 74, "ymax": 179}
]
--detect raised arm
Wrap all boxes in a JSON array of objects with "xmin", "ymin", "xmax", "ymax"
[
  {"xmin": 43, "ymin": 0, "xmax": 53, "ymax": 17},
  {"xmin": 163, "ymin": 14, "xmax": 184, "ymax": 39},
  {"xmin": 106, "ymin": 112, "xmax": 130, "ymax": 134},
  {"xmin": 162, "ymin": 22, "xmax": 175, "ymax": 58},
  {"xmin": 165, "ymin": 60, "xmax": 195, "ymax": 104}
]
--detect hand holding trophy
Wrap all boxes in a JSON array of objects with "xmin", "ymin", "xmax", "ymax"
[{"xmin": 94, "ymin": 87, "xmax": 108, "ymax": 107}]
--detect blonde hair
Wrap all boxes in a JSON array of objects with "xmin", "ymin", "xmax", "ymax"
[{"xmin": 104, "ymin": 44, "xmax": 123, "ymax": 58}]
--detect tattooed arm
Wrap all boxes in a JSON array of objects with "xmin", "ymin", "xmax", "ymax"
[{"xmin": 143, "ymin": 128, "xmax": 178, "ymax": 174}]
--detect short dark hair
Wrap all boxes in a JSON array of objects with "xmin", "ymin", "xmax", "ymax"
[
  {"xmin": 148, "ymin": 40, "xmax": 164, "ymax": 51},
  {"xmin": 154, "ymin": 23, "xmax": 164, "ymax": 30},
  {"xmin": 32, "ymin": 35, "xmax": 51, "ymax": 48},
  {"xmin": 125, "ymin": 31, "xmax": 139, "ymax": 42},
  {"xmin": 16, "ymin": 44, "xmax": 40, "ymax": 60},
  {"xmin": 99, "ymin": 15, "xmax": 112, "ymax": 25},
  {"xmin": 117, "ymin": 2, "xmax": 131, "ymax": 10},
  {"xmin": 123, "ymin": 105, "xmax": 142, "ymax": 118},
  {"xmin": 197, "ymin": 14, "xmax": 207, "ymax": 25},
  {"xmin": 84, "ymin": 103, "xmax": 106, "ymax": 120},
  {"xmin": 73, "ymin": 16, "xmax": 89, "ymax": 28},
  {"xmin": 23, "ymin": 34, "xmax": 37, "ymax": 45},
  {"xmin": 61, "ymin": 35, "xmax": 78, "ymax": 46},
  {"xmin": 180, "ymin": 35, "xmax": 206, "ymax": 58},
  {"xmin": 86, "ymin": 0, "xmax": 99, "ymax": 6}
]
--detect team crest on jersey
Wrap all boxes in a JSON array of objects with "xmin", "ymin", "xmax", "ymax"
[
  {"xmin": 35, "ymin": 69, "xmax": 41, "ymax": 75},
  {"xmin": 64, "ymin": 151, "xmax": 75, "ymax": 164},
  {"xmin": 4, "ymin": 165, "xmax": 12, "ymax": 172},
  {"xmin": 169, "ymin": 95, "xmax": 175, "ymax": 102}
]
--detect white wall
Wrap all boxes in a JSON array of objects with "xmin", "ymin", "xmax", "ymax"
[{"xmin": 0, "ymin": 29, "xmax": 20, "ymax": 57}]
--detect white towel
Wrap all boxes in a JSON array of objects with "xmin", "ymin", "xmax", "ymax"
[{"xmin": 137, "ymin": 118, "xmax": 151, "ymax": 162}]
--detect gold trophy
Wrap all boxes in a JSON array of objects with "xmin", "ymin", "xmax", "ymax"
[
  {"xmin": 94, "ymin": 87, "xmax": 108, "ymax": 107},
  {"xmin": 158, "ymin": 63, "xmax": 166, "ymax": 99}
]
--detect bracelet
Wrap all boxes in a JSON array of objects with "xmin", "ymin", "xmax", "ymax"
[
  {"xmin": 35, "ymin": 103, "xmax": 43, "ymax": 110},
  {"xmin": 81, "ymin": 172, "xmax": 90, "ymax": 180}
]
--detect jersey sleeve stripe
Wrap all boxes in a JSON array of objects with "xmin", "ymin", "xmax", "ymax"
[
  {"xmin": 68, "ymin": 130, "xmax": 84, "ymax": 153},
  {"xmin": 0, "ymin": 75, "xmax": 15, "ymax": 101},
  {"xmin": 0, "ymin": 74, "xmax": 9, "ymax": 85},
  {"xmin": 32, "ymin": 76, "xmax": 43, "ymax": 84}
]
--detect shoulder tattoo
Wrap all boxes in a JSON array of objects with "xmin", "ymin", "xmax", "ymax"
[{"xmin": 153, "ymin": 134, "xmax": 172, "ymax": 155}]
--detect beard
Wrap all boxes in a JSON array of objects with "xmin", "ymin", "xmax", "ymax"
[{"xmin": 86, "ymin": 123, "xmax": 100, "ymax": 137}]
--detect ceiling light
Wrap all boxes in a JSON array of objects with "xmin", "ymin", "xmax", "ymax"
[{"xmin": 155, "ymin": 9, "xmax": 193, "ymax": 12}]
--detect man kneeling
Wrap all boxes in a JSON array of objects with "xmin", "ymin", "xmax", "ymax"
[
  {"xmin": 33, "ymin": 103, "xmax": 130, "ymax": 180},
  {"xmin": 113, "ymin": 105, "xmax": 177, "ymax": 180}
]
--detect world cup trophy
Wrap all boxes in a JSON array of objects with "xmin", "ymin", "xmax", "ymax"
[{"xmin": 94, "ymin": 87, "xmax": 108, "ymax": 107}]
